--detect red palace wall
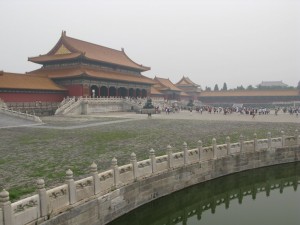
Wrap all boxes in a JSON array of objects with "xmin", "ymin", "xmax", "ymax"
[
  {"xmin": 0, "ymin": 92, "xmax": 66, "ymax": 102},
  {"xmin": 65, "ymin": 85, "xmax": 83, "ymax": 97}
]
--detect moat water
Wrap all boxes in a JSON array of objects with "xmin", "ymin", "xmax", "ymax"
[{"xmin": 108, "ymin": 162, "xmax": 300, "ymax": 225}]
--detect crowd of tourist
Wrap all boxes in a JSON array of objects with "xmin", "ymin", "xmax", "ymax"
[{"xmin": 159, "ymin": 104, "xmax": 300, "ymax": 118}]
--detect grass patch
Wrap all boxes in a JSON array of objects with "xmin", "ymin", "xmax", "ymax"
[
  {"xmin": 9, "ymin": 186, "xmax": 36, "ymax": 201},
  {"xmin": 1, "ymin": 118, "xmax": 298, "ymax": 200}
]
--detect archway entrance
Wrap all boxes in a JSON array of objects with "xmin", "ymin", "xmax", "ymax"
[
  {"xmin": 136, "ymin": 89, "xmax": 141, "ymax": 98},
  {"xmin": 100, "ymin": 86, "xmax": 108, "ymax": 97},
  {"xmin": 142, "ymin": 89, "xmax": 147, "ymax": 98},
  {"xmin": 118, "ymin": 87, "xmax": 127, "ymax": 97},
  {"xmin": 109, "ymin": 87, "xmax": 117, "ymax": 97},
  {"xmin": 91, "ymin": 85, "xmax": 99, "ymax": 98},
  {"xmin": 129, "ymin": 88, "xmax": 135, "ymax": 97}
]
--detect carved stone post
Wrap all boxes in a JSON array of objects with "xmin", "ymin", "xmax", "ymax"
[
  {"xmin": 81, "ymin": 100, "xmax": 88, "ymax": 115},
  {"xmin": 111, "ymin": 158, "xmax": 120, "ymax": 188},
  {"xmin": 212, "ymin": 138, "xmax": 217, "ymax": 159},
  {"xmin": 295, "ymin": 130, "xmax": 300, "ymax": 145},
  {"xmin": 90, "ymin": 163, "xmax": 100, "ymax": 195},
  {"xmin": 0, "ymin": 189, "xmax": 12, "ymax": 225},
  {"xmin": 65, "ymin": 170, "xmax": 76, "ymax": 205},
  {"xmin": 281, "ymin": 131, "xmax": 285, "ymax": 147},
  {"xmin": 197, "ymin": 141, "xmax": 202, "ymax": 162},
  {"xmin": 149, "ymin": 149, "xmax": 156, "ymax": 173},
  {"xmin": 239, "ymin": 134, "xmax": 244, "ymax": 153},
  {"xmin": 37, "ymin": 179, "xmax": 48, "ymax": 218},
  {"xmin": 226, "ymin": 136, "xmax": 230, "ymax": 155},
  {"xmin": 253, "ymin": 133, "xmax": 258, "ymax": 151},
  {"xmin": 267, "ymin": 132, "xmax": 272, "ymax": 150},
  {"xmin": 183, "ymin": 142, "xmax": 189, "ymax": 165},
  {"xmin": 131, "ymin": 152, "xmax": 138, "ymax": 179},
  {"xmin": 166, "ymin": 145, "xmax": 173, "ymax": 169}
]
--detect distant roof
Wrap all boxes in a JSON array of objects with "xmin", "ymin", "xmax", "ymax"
[
  {"xmin": 176, "ymin": 76, "xmax": 199, "ymax": 87},
  {"xmin": 258, "ymin": 81, "xmax": 288, "ymax": 87},
  {"xmin": 154, "ymin": 77, "xmax": 182, "ymax": 92},
  {"xmin": 29, "ymin": 31, "xmax": 150, "ymax": 72},
  {"xmin": 0, "ymin": 71, "xmax": 66, "ymax": 91},
  {"xmin": 29, "ymin": 66, "xmax": 155, "ymax": 84},
  {"xmin": 150, "ymin": 87, "xmax": 163, "ymax": 95}
]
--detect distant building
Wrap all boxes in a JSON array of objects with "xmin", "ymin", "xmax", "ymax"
[
  {"xmin": 176, "ymin": 76, "xmax": 201, "ymax": 100},
  {"xmin": 151, "ymin": 76, "xmax": 184, "ymax": 100},
  {"xmin": 149, "ymin": 76, "xmax": 201, "ymax": 101},
  {"xmin": 257, "ymin": 81, "xmax": 288, "ymax": 88},
  {"xmin": 198, "ymin": 89, "xmax": 300, "ymax": 106}
]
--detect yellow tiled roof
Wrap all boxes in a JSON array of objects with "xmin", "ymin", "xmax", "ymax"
[
  {"xmin": 154, "ymin": 77, "xmax": 182, "ymax": 91},
  {"xmin": 29, "ymin": 32, "xmax": 150, "ymax": 72},
  {"xmin": 0, "ymin": 72, "xmax": 66, "ymax": 91},
  {"xmin": 30, "ymin": 66, "xmax": 155, "ymax": 84}
]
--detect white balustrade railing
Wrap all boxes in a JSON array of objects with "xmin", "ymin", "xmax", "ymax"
[
  {"xmin": 0, "ymin": 107, "xmax": 42, "ymax": 123},
  {"xmin": 1, "ymin": 132, "xmax": 299, "ymax": 225}
]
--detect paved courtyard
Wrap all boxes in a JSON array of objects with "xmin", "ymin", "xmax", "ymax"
[{"xmin": 1, "ymin": 110, "xmax": 299, "ymax": 129}]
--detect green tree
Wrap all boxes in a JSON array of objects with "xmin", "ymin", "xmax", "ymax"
[
  {"xmin": 205, "ymin": 86, "xmax": 211, "ymax": 91},
  {"xmin": 236, "ymin": 85, "xmax": 245, "ymax": 90},
  {"xmin": 214, "ymin": 84, "xmax": 219, "ymax": 91},
  {"xmin": 247, "ymin": 85, "xmax": 254, "ymax": 90},
  {"xmin": 222, "ymin": 82, "xmax": 227, "ymax": 91}
]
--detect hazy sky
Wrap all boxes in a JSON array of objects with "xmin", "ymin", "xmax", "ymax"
[{"xmin": 0, "ymin": 0, "xmax": 299, "ymax": 89}]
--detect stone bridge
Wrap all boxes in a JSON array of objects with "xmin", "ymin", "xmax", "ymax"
[{"xmin": 0, "ymin": 132, "xmax": 300, "ymax": 225}]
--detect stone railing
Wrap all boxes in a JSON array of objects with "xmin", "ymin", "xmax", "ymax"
[
  {"xmin": 55, "ymin": 97, "xmax": 76, "ymax": 115},
  {"xmin": 55, "ymin": 96, "xmax": 145, "ymax": 115},
  {"xmin": 0, "ymin": 131, "xmax": 299, "ymax": 225},
  {"xmin": 0, "ymin": 108, "xmax": 42, "ymax": 123},
  {"xmin": 0, "ymin": 99, "xmax": 7, "ymax": 109}
]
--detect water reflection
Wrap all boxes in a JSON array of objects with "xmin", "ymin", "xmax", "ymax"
[{"xmin": 108, "ymin": 163, "xmax": 300, "ymax": 225}]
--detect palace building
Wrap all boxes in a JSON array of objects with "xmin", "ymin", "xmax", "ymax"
[
  {"xmin": 151, "ymin": 76, "xmax": 189, "ymax": 101},
  {"xmin": 28, "ymin": 31, "xmax": 155, "ymax": 98},
  {"xmin": 175, "ymin": 76, "xmax": 202, "ymax": 100},
  {"xmin": 0, "ymin": 71, "xmax": 66, "ymax": 102},
  {"xmin": 0, "ymin": 31, "xmax": 299, "ymax": 114}
]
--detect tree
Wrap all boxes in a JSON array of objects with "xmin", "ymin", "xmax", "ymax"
[
  {"xmin": 297, "ymin": 81, "xmax": 300, "ymax": 90},
  {"xmin": 214, "ymin": 84, "xmax": 219, "ymax": 91},
  {"xmin": 222, "ymin": 82, "xmax": 227, "ymax": 91},
  {"xmin": 247, "ymin": 85, "xmax": 254, "ymax": 90},
  {"xmin": 205, "ymin": 86, "xmax": 211, "ymax": 91},
  {"xmin": 236, "ymin": 85, "xmax": 245, "ymax": 90}
]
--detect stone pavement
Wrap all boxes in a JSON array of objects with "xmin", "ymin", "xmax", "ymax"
[
  {"xmin": 1, "ymin": 110, "xmax": 299, "ymax": 129},
  {"xmin": 76, "ymin": 110, "xmax": 300, "ymax": 124}
]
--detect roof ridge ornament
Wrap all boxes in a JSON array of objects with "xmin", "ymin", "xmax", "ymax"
[{"xmin": 62, "ymin": 30, "xmax": 66, "ymax": 37}]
